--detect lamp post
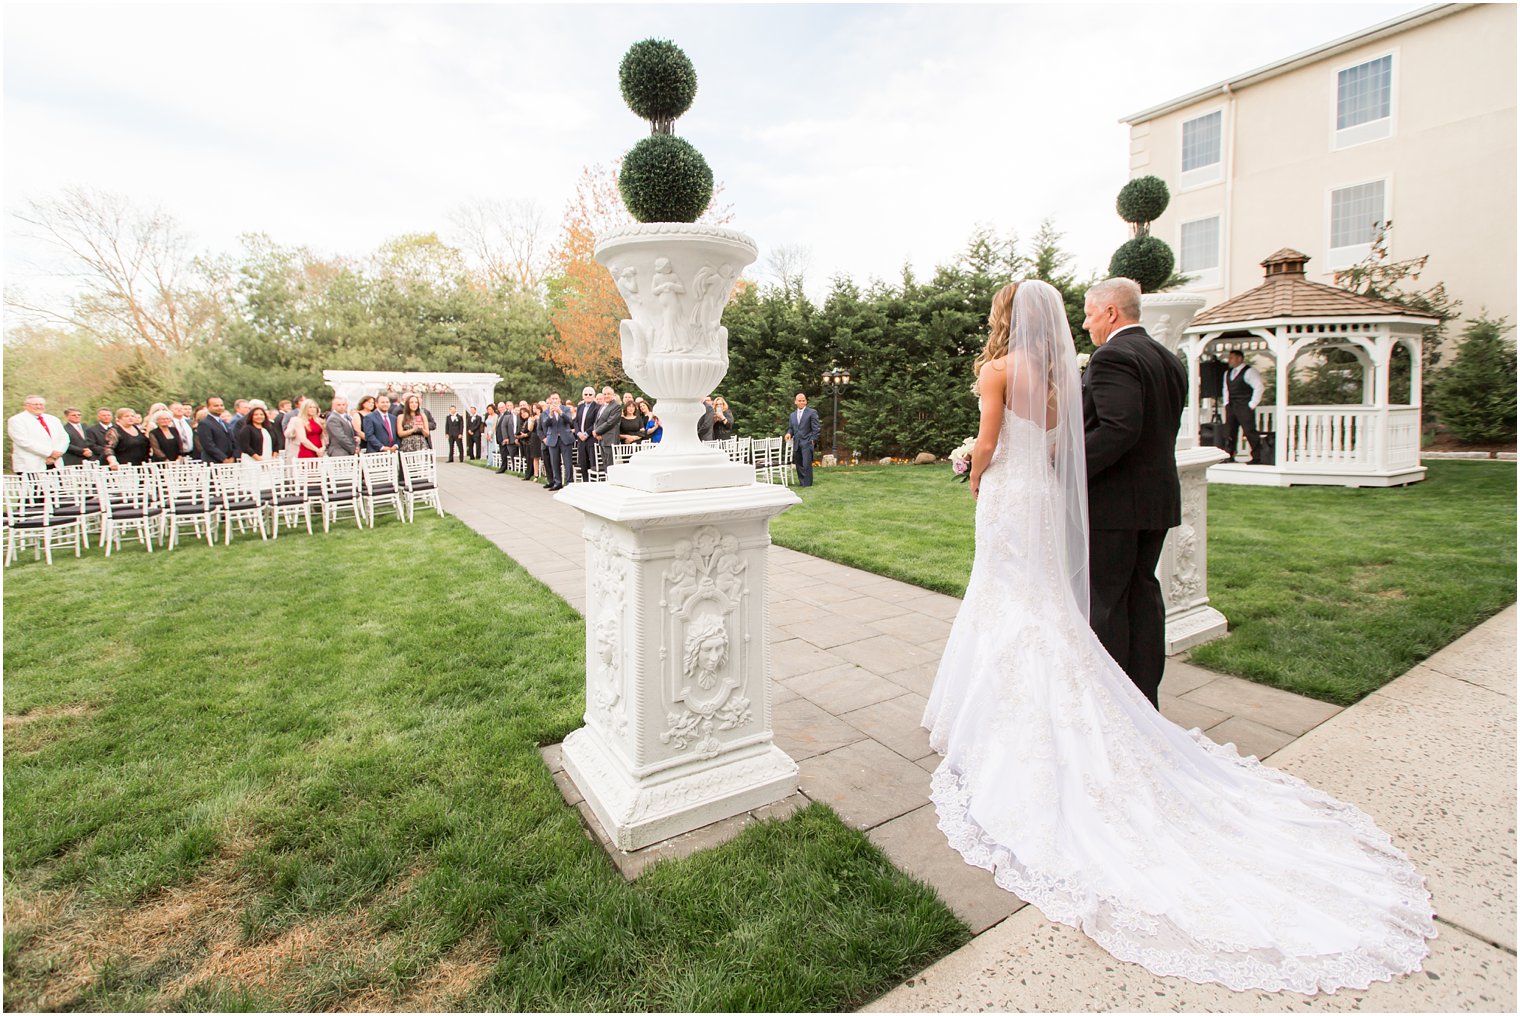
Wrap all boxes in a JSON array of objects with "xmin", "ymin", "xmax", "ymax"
[{"xmin": 820, "ymin": 367, "xmax": 851, "ymax": 463}]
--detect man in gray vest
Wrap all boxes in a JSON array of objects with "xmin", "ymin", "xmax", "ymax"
[{"xmin": 1221, "ymin": 350, "xmax": 1265, "ymax": 464}]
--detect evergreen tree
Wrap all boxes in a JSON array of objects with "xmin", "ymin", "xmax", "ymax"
[{"xmin": 1430, "ymin": 316, "xmax": 1516, "ymax": 444}]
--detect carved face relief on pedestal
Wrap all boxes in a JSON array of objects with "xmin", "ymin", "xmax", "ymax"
[{"xmin": 659, "ymin": 526, "xmax": 752, "ymax": 758}]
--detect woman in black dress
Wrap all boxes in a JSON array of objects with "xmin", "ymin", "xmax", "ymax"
[
  {"xmin": 147, "ymin": 411, "xmax": 184, "ymax": 462},
  {"xmin": 104, "ymin": 408, "xmax": 150, "ymax": 468},
  {"xmin": 520, "ymin": 404, "xmax": 540, "ymax": 482},
  {"xmin": 618, "ymin": 392, "xmax": 647, "ymax": 445}
]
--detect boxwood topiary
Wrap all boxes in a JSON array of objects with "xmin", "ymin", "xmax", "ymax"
[
  {"xmin": 1109, "ymin": 236, "xmax": 1175, "ymax": 293},
  {"xmin": 619, "ymin": 133, "xmax": 714, "ymax": 224},
  {"xmin": 619, "ymin": 38, "xmax": 698, "ymax": 132},
  {"xmin": 1116, "ymin": 175, "xmax": 1170, "ymax": 234}
]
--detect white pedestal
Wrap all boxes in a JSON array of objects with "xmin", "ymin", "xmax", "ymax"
[
  {"xmin": 1161, "ymin": 445, "xmax": 1231, "ymax": 654},
  {"xmin": 555, "ymin": 481, "xmax": 802, "ymax": 851}
]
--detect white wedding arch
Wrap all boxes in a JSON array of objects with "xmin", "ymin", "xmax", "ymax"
[{"xmin": 322, "ymin": 370, "xmax": 502, "ymax": 456}]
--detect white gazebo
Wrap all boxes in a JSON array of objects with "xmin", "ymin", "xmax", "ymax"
[
  {"xmin": 1180, "ymin": 250, "xmax": 1438, "ymax": 487},
  {"xmin": 322, "ymin": 370, "xmax": 502, "ymax": 456}
]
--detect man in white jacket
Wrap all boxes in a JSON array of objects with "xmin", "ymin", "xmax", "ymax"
[{"xmin": 8, "ymin": 395, "xmax": 68, "ymax": 472}]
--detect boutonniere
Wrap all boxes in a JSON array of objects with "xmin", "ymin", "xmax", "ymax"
[{"xmin": 1076, "ymin": 352, "xmax": 1092, "ymax": 372}]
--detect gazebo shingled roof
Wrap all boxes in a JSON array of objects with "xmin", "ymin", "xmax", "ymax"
[{"xmin": 1190, "ymin": 249, "xmax": 1437, "ymax": 327}]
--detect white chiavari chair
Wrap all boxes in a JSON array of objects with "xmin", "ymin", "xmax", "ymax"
[
  {"xmin": 399, "ymin": 449, "xmax": 444, "ymax": 519},
  {"xmin": 3, "ymin": 472, "xmax": 84, "ymax": 565},
  {"xmin": 209, "ymin": 462, "xmax": 268, "ymax": 544},
  {"xmin": 95, "ymin": 465, "xmax": 162, "ymax": 555},
  {"xmin": 358, "ymin": 452, "xmax": 406, "ymax": 526},
  {"xmin": 268, "ymin": 460, "xmax": 316, "ymax": 538},
  {"xmin": 159, "ymin": 461, "xmax": 218, "ymax": 549},
  {"xmin": 319, "ymin": 456, "xmax": 365, "ymax": 532}
]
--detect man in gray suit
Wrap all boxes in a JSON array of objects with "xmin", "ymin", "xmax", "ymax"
[
  {"xmin": 592, "ymin": 386, "xmax": 621, "ymax": 478},
  {"xmin": 324, "ymin": 396, "xmax": 357, "ymax": 455},
  {"xmin": 784, "ymin": 392, "xmax": 821, "ymax": 486}
]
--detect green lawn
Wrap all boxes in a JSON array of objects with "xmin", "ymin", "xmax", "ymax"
[
  {"xmin": 3, "ymin": 517, "xmax": 965, "ymax": 1011},
  {"xmin": 770, "ymin": 461, "xmax": 1516, "ymax": 705}
]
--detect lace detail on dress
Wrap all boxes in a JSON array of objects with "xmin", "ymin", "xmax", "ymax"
[{"xmin": 922, "ymin": 410, "xmax": 1435, "ymax": 995}]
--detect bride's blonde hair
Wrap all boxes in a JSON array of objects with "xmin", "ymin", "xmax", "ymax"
[{"xmin": 974, "ymin": 282, "xmax": 1019, "ymax": 382}]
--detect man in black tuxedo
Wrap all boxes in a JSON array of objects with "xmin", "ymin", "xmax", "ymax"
[
  {"xmin": 466, "ymin": 406, "xmax": 484, "ymax": 459},
  {"xmin": 444, "ymin": 405, "xmax": 465, "ymax": 462},
  {"xmin": 495, "ymin": 401, "xmax": 520, "ymax": 474},
  {"xmin": 84, "ymin": 408, "xmax": 114, "ymax": 463},
  {"xmin": 571, "ymin": 386, "xmax": 599, "ymax": 482},
  {"xmin": 1080, "ymin": 277, "xmax": 1187, "ymax": 708},
  {"xmin": 62, "ymin": 407, "xmax": 95, "ymax": 466}
]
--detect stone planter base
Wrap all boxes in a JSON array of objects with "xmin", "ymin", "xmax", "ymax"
[{"xmin": 1162, "ymin": 445, "xmax": 1230, "ymax": 654}]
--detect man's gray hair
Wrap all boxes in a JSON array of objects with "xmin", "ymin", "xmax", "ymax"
[{"xmin": 1086, "ymin": 277, "xmax": 1143, "ymax": 322}]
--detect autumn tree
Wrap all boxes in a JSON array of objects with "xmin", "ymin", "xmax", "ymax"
[{"xmin": 544, "ymin": 163, "xmax": 733, "ymax": 385}]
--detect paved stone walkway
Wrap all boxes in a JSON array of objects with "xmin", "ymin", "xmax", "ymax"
[{"xmin": 438, "ymin": 463, "xmax": 1514, "ymax": 1010}]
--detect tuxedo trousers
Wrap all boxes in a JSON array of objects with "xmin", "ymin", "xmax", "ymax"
[
  {"xmin": 447, "ymin": 435, "xmax": 464, "ymax": 460},
  {"xmin": 793, "ymin": 441, "xmax": 815, "ymax": 486},
  {"xmin": 467, "ymin": 433, "xmax": 481, "ymax": 458},
  {"xmin": 1223, "ymin": 402, "xmax": 1261, "ymax": 461},
  {"xmin": 575, "ymin": 438, "xmax": 598, "ymax": 482},
  {"xmin": 1088, "ymin": 527, "xmax": 1168, "ymax": 708}
]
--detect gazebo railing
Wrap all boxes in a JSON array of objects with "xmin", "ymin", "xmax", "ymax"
[{"xmin": 1274, "ymin": 405, "xmax": 1419, "ymax": 471}]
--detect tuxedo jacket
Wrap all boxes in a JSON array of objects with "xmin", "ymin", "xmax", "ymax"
[
  {"xmin": 63, "ymin": 421, "xmax": 93, "ymax": 466},
  {"xmin": 786, "ymin": 407, "xmax": 821, "ymax": 445},
  {"xmin": 496, "ymin": 412, "xmax": 520, "ymax": 444},
  {"xmin": 445, "ymin": 414, "xmax": 465, "ymax": 437},
  {"xmin": 466, "ymin": 414, "xmax": 484, "ymax": 436},
  {"xmin": 362, "ymin": 411, "xmax": 399, "ymax": 452},
  {"xmin": 325, "ymin": 412, "xmax": 358, "ymax": 456},
  {"xmin": 1082, "ymin": 326, "xmax": 1187, "ymax": 531},
  {"xmin": 198, "ymin": 415, "xmax": 238, "ymax": 462}
]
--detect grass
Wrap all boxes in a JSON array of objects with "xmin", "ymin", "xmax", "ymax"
[
  {"xmin": 770, "ymin": 460, "xmax": 1516, "ymax": 705},
  {"xmin": 3, "ymin": 516, "xmax": 967, "ymax": 1011}
]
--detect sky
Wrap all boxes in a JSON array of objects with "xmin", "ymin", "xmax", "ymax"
[{"xmin": 4, "ymin": 1, "xmax": 1426, "ymax": 307}]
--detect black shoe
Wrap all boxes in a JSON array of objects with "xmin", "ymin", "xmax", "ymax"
[{"xmin": 545, "ymin": 484, "xmax": 560, "ymax": 491}]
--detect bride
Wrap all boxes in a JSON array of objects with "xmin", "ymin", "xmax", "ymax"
[{"xmin": 921, "ymin": 279, "xmax": 1434, "ymax": 994}]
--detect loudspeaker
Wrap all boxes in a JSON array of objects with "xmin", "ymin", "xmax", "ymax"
[{"xmin": 1199, "ymin": 357, "xmax": 1227, "ymax": 400}]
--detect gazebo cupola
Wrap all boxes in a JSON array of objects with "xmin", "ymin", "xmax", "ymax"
[{"xmin": 1179, "ymin": 249, "xmax": 1438, "ymax": 488}]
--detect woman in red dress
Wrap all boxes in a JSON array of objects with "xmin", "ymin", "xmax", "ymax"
[{"xmin": 294, "ymin": 399, "xmax": 325, "ymax": 458}]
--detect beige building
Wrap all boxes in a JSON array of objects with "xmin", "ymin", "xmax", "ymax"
[{"xmin": 1122, "ymin": 3, "xmax": 1515, "ymax": 333}]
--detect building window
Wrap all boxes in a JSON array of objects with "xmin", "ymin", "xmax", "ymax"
[
  {"xmin": 1180, "ymin": 110, "xmax": 1223, "ymax": 188},
  {"xmin": 1334, "ymin": 53, "xmax": 1393, "ymax": 147},
  {"xmin": 1328, "ymin": 180, "xmax": 1386, "ymax": 267},
  {"xmin": 1179, "ymin": 216, "xmax": 1221, "ymax": 288}
]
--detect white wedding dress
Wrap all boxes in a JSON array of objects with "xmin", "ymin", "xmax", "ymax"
[{"xmin": 922, "ymin": 283, "xmax": 1434, "ymax": 995}]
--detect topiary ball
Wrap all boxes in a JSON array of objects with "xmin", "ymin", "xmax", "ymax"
[
  {"xmin": 619, "ymin": 39, "xmax": 698, "ymax": 127},
  {"xmin": 1108, "ymin": 236, "xmax": 1176, "ymax": 293},
  {"xmin": 619, "ymin": 133, "xmax": 714, "ymax": 223},
  {"xmin": 1116, "ymin": 175, "xmax": 1170, "ymax": 226}
]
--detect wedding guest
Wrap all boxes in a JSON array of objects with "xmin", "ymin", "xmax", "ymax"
[
  {"xmin": 711, "ymin": 397, "xmax": 735, "ymax": 440},
  {"xmin": 482, "ymin": 404, "xmax": 498, "ymax": 465},
  {"xmin": 397, "ymin": 394, "xmax": 432, "ymax": 453},
  {"xmin": 273, "ymin": 398, "xmax": 294, "ymax": 432},
  {"xmin": 539, "ymin": 392, "xmax": 576, "ymax": 490},
  {"xmin": 572, "ymin": 385, "xmax": 600, "ymax": 482},
  {"xmin": 198, "ymin": 397, "xmax": 237, "ymax": 464},
  {"xmin": 638, "ymin": 399, "xmax": 661, "ymax": 444},
  {"xmin": 230, "ymin": 399, "xmax": 250, "ymax": 426},
  {"xmin": 85, "ymin": 408, "xmax": 115, "ymax": 462},
  {"xmin": 288, "ymin": 399, "xmax": 324, "ymax": 459},
  {"xmin": 237, "ymin": 405, "xmax": 275, "ymax": 460},
  {"xmin": 467, "ymin": 405, "xmax": 484, "ymax": 459},
  {"xmin": 8, "ymin": 395, "xmax": 67, "ymax": 472},
  {"xmin": 591, "ymin": 386, "xmax": 621, "ymax": 476},
  {"xmin": 62, "ymin": 408, "xmax": 95, "ymax": 466},
  {"xmin": 618, "ymin": 393, "xmax": 646, "ymax": 443},
  {"xmin": 519, "ymin": 404, "xmax": 540, "ymax": 482},
  {"xmin": 104, "ymin": 408, "xmax": 150, "ymax": 469},
  {"xmin": 145, "ymin": 402, "xmax": 169, "ymax": 432},
  {"xmin": 147, "ymin": 410, "xmax": 185, "ymax": 461},
  {"xmin": 170, "ymin": 402, "xmax": 197, "ymax": 460},
  {"xmin": 493, "ymin": 402, "xmax": 517, "ymax": 474},
  {"xmin": 697, "ymin": 395, "xmax": 715, "ymax": 442},
  {"xmin": 323, "ymin": 396, "xmax": 356, "ymax": 456},
  {"xmin": 363, "ymin": 395, "xmax": 399, "ymax": 453}
]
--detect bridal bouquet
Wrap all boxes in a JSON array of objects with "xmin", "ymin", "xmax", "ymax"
[{"xmin": 949, "ymin": 436, "xmax": 976, "ymax": 482}]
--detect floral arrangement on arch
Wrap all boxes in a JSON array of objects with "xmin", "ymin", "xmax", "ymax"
[{"xmin": 382, "ymin": 382, "xmax": 453, "ymax": 395}]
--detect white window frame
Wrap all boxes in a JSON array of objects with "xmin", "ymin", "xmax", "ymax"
[
  {"xmin": 1331, "ymin": 49, "xmax": 1397, "ymax": 151},
  {"xmin": 1178, "ymin": 215, "xmax": 1222, "ymax": 290},
  {"xmin": 1325, "ymin": 177, "xmax": 1390, "ymax": 270},
  {"xmin": 1178, "ymin": 106, "xmax": 1225, "ymax": 190}
]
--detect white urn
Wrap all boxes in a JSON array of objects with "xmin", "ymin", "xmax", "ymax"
[
  {"xmin": 1139, "ymin": 291, "xmax": 1206, "ymax": 356},
  {"xmin": 595, "ymin": 223, "xmax": 759, "ymax": 492}
]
